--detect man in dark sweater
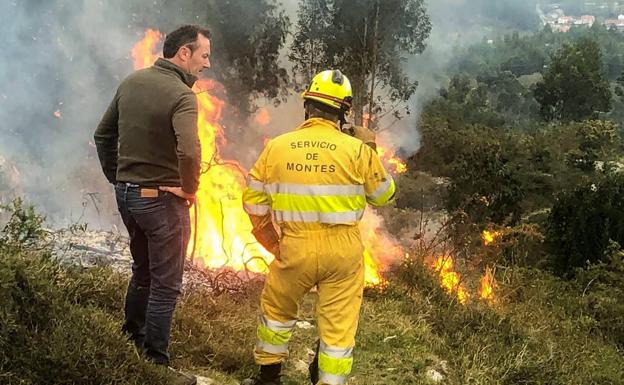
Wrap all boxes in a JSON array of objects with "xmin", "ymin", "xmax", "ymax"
[{"xmin": 94, "ymin": 25, "xmax": 210, "ymax": 376}]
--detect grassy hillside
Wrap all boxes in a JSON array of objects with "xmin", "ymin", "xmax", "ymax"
[{"xmin": 1, "ymin": 202, "xmax": 623, "ymax": 385}]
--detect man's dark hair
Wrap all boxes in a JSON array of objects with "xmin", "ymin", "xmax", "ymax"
[
  {"xmin": 163, "ymin": 25, "xmax": 211, "ymax": 59},
  {"xmin": 304, "ymin": 99, "xmax": 343, "ymax": 122}
]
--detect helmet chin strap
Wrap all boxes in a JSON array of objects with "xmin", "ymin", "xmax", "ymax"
[{"xmin": 339, "ymin": 112, "xmax": 347, "ymax": 130}]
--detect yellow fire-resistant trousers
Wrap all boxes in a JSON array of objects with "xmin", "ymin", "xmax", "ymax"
[{"xmin": 253, "ymin": 225, "xmax": 365, "ymax": 385}]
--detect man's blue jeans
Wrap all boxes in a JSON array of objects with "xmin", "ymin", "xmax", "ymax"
[{"xmin": 115, "ymin": 183, "xmax": 190, "ymax": 365}]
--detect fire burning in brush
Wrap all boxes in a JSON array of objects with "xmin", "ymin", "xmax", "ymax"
[
  {"xmin": 481, "ymin": 230, "xmax": 501, "ymax": 246},
  {"xmin": 191, "ymin": 80, "xmax": 275, "ymax": 273},
  {"xmin": 359, "ymin": 209, "xmax": 404, "ymax": 287},
  {"xmin": 362, "ymin": 113, "xmax": 407, "ymax": 175},
  {"xmin": 377, "ymin": 145, "xmax": 407, "ymax": 175},
  {"xmin": 130, "ymin": 30, "xmax": 403, "ymax": 284},
  {"xmin": 431, "ymin": 255, "xmax": 470, "ymax": 304},
  {"xmin": 130, "ymin": 30, "xmax": 501, "ymax": 300},
  {"xmin": 479, "ymin": 267, "xmax": 496, "ymax": 303},
  {"xmin": 427, "ymin": 255, "xmax": 498, "ymax": 304},
  {"xmin": 132, "ymin": 30, "xmax": 272, "ymax": 274}
]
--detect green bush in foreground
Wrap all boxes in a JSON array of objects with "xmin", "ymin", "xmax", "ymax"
[
  {"xmin": 0, "ymin": 200, "xmax": 170, "ymax": 384},
  {"xmin": 0, "ymin": 248, "xmax": 170, "ymax": 385}
]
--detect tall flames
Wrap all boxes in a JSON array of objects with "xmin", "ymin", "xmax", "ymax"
[
  {"xmin": 130, "ymin": 30, "xmax": 395, "ymax": 283},
  {"xmin": 377, "ymin": 143, "xmax": 407, "ymax": 175},
  {"xmin": 190, "ymin": 81, "xmax": 274, "ymax": 273},
  {"xmin": 131, "ymin": 30, "xmax": 273, "ymax": 275},
  {"xmin": 131, "ymin": 29, "xmax": 162, "ymax": 69},
  {"xmin": 431, "ymin": 255, "xmax": 470, "ymax": 304},
  {"xmin": 129, "ymin": 30, "xmax": 496, "ymax": 301}
]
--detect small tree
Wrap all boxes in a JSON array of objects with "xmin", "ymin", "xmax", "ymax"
[
  {"xmin": 534, "ymin": 38, "xmax": 612, "ymax": 122},
  {"xmin": 546, "ymin": 173, "xmax": 624, "ymax": 276},
  {"xmin": 205, "ymin": 0, "xmax": 291, "ymax": 115},
  {"xmin": 128, "ymin": 0, "xmax": 291, "ymax": 115},
  {"xmin": 290, "ymin": 0, "xmax": 431, "ymax": 126},
  {"xmin": 444, "ymin": 126, "xmax": 527, "ymax": 225}
]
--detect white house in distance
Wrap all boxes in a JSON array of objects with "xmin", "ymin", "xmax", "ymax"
[
  {"xmin": 546, "ymin": 12, "xmax": 596, "ymax": 32},
  {"xmin": 604, "ymin": 14, "xmax": 624, "ymax": 31}
]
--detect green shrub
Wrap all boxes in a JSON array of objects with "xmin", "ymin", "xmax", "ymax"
[
  {"xmin": 0, "ymin": 248, "xmax": 170, "ymax": 385},
  {"xmin": 393, "ymin": 172, "xmax": 445, "ymax": 210},
  {"xmin": 0, "ymin": 197, "xmax": 168, "ymax": 385},
  {"xmin": 573, "ymin": 241, "xmax": 624, "ymax": 349},
  {"xmin": 481, "ymin": 223, "xmax": 546, "ymax": 267},
  {"xmin": 0, "ymin": 198, "xmax": 45, "ymax": 251},
  {"xmin": 545, "ymin": 172, "xmax": 624, "ymax": 275}
]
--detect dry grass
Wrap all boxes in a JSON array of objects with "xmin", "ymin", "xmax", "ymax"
[{"xmin": 2, "ymin": 200, "xmax": 623, "ymax": 385}]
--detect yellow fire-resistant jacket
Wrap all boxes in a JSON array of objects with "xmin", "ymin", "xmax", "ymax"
[{"xmin": 243, "ymin": 117, "xmax": 395, "ymax": 236}]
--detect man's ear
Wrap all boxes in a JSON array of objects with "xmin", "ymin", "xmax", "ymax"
[{"xmin": 177, "ymin": 46, "xmax": 188, "ymax": 62}]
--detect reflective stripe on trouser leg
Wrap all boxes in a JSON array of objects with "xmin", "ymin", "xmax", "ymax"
[
  {"xmin": 318, "ymin": 341, "xmax": 354, "ymax": 385},
  {"xmin": 256, "ymin": 313, "xmax": 297, "ymax": 354}
]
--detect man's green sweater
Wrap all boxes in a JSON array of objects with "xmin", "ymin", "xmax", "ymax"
[{"xmin": 94, "ymin": 58, "xmax": 201, "ymax": 194}]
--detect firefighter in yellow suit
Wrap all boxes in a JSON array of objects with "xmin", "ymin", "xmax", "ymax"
[{"xmin": 241, "ymin": 70, "xmax": 396, "ymax": 385}]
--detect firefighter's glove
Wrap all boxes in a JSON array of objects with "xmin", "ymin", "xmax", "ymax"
[
  {"xmin": 352, "ymin": 125, "xmax": 377, "ymax": 150},
  {"xmin": 252, "ymin": 222, "xmax": 281, "ymax": 260}
]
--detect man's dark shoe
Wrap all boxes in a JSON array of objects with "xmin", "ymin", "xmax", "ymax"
[{"xmin": 240, "ymin": 363, "xmax": 282, "ymax": 385}]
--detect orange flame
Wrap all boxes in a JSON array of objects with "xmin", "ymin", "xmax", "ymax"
[
  {"xmin": 131, "ymin": 30, "xmax": 273, "ymax": 274},
  {"xmin": 377, "ymin": 145, "xmax": 407, "ymax": 174},
  {"xmin": 479, "ymin": 267, "xmax": 497, "ymax": 303},
  {"xmin": 190, "ymin": 79, "xmax": 274, "ymax": 273},
  {"xmin": 363, "ymin": 249, "xmax": 385, "ymax": 287},
  {"xmin": 361, "ymin": 114, "xmax": 407, "ymax": 175},
  {"xmin": 360, "ymin": 209, "xmax": 404, "ymax": 288},
  {"xmin": 254, "ymin": 108, "xmax": 271, "ymax": 126},
  {"xmin": 130, "ymin": 30, "xmax": 391, "ymax": 284},
  {"xmin": 482, "ymin": 230, "xmax": 501, "ymax": 246},
  {"xmin": 431, "ymin": 255, "xmax": 469, "ymax": 304},
  {"xmin": 131, "ymin": 29, "xmax": 162, "ymax": 69}
]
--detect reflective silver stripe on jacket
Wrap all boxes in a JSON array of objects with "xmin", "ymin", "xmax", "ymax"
[
  {"xmin": 273, "ymin": 209, "xmax": 364, "ymax": 223},
  {"xmin": 243, "ymin": 203, "xmax": 270, "ymax": 215},
  {"xmin": 367, "ymin": 177, "xmax": 393, "ymax": 201},
  {"xmin": 265, "ymin": 183, "xmax": 364, "ymax": 196},
  {"xmin": 246, "ymin": 176, "xmax": 265, "ymax": 193}
]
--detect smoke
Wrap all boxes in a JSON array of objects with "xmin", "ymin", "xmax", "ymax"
[
  {"xmin": 255, "ymin": 0, "xmax": 546, "ymax": 158},
  {"xmin": 0, "ymin": 1, "xmax": 129, "ymax": 226},
  {"xmin": 389, "ymin": 0, "xmax": 543, "ymax": 154},
  {"xmin": 0, "ymin": 1, "xmax": 212, "ymax": 227},
  {"xmin": 0, "ymin": 0, "xmax": 547, "ymax": 227}
]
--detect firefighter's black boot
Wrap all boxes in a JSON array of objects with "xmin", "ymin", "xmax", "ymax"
[
  {"xmin": 240, "ymin": 363, "xmax": 282, "ymax": 385},
  {"xmin": 308, "ymin": 340, "xmax": 320, "ymax": 385}
]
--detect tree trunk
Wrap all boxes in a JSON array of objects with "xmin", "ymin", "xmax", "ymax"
[{"xmin": 367, "ymin": 1, "xmax": 380, "ymax": 129}]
